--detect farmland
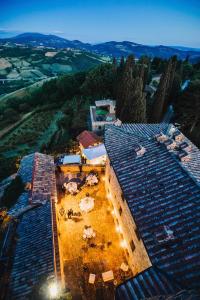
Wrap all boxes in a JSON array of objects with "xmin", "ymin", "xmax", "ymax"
[
  {"xmin": 0, "ymin": 109, "xmax": 63, "ymax": 158},
  {"xmin": 0, "ymin": 45, "xmax": 109, "ymax": 95}
]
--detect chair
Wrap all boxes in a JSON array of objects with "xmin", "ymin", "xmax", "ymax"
[
  {"xmin": 89, "ymin": 273, "xmax": 96, "ymax": 284},
  {"xmin": 102, "ymin": 270, "xmax": 114, "ymax": 282},
  {"xmin": 120, "ymin": 262, "xmax": 129, "ymax": 272}
]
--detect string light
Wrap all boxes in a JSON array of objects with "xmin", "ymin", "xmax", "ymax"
[{"xmin": 116, "ymin": 226, "xmax": 121, "ymax": 233}]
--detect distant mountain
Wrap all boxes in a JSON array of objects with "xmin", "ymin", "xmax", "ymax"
[
  {"xmin": 170, "ymin": 46, "xmax": 200, "ymax": 52},
  {"xmin": 1, "ymin": 32, "xmax": 200, "ymax": 62},
  {"xmin": 0, "ymin": 32, "xmax": 86, "ymax": 49}
]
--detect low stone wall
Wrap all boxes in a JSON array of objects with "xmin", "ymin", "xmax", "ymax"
[{"xmin": 60, "ymin": 164, "xmax": 105, "ymax": 174}]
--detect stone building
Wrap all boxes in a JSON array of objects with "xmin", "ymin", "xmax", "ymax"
[
  {"xmin": 4, "ymin": 153, "xmax": 61, "ymax": 299},
  {"xmin": 104, "ymin": 123, "xmax": 200, "ymax": 299},
  {"xmin": 90, "ymin": 99, "xmax": 116, "ymax": 133}
]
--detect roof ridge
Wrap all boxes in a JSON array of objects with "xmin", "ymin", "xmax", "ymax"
[
  {"xmin": 105, "ymin": 124, "xmax": 200, "ymax": 189},
  {"xmin": 105, "ymin": 124, "xmax": 151, "ymax": 141}
]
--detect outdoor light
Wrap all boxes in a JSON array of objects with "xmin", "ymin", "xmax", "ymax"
[
  {"xmin": 120, "ymin": 240, "xmax": 127, "ymax": 248},
  {"xmin": 116, "ymin": 225, "xmax": 121, "ymax": 233},
  {"xmin": 107, "ymin": 192, "xmax": 111, "ymax": 198},
  {"xmin": 49, "ymin": 282, "xmax": 58, "ymax": 299}
]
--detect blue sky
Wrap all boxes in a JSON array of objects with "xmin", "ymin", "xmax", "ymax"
[{"xmin": 0, "ymin": 0, "xmax": 200, "ymax": 47}]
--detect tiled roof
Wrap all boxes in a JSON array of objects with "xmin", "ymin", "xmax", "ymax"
[
  {"xmin": 77, "ymin": 130, "xmax": 101, "ymax": 148},
  {"xmin": 105, "ymin": 124, "xmax": 200, "ymax": 291},
  {"xmin": 120, "ymin": 123, "xmax": 169, "ymax": 138},
  {"xmin": 171, "ymin": 127, "xmax": 200, "ymax": 185},
  {"xmin": 120, "ymin": 123, "xmax": 200, "ymax": 185},
  {"xmin": 115, "ymin": 267, "xmax": 181, "ymax": 300},
  {"xmin": 8, "ymin": 154, "xmax": 35, "ymax": 216},
  {"xmin": 9, "ymin": 153, "xmax": 60, "ymax": 299},
  {"xmin": 18, "ymin": 153, "xmax": 35, "ymax": 183},
  {"xmin": 9, "ymin": 202, "xmax": 54, "ymax": 299},
  {"xmin": 147, "ymin": 289, "xmax": 200, "ymax": 300}
]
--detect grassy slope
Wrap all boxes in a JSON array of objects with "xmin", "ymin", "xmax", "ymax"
[{"xmin": 0, "ymin": 46, "xmax": 108, "ymax": 95}]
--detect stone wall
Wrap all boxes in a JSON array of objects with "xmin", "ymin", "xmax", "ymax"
[
  {"xmin": 105, "ymin": 158, "xmax": 151, "ymax": 275},
  {"xmin": 60, "ymin": 164, "xmax": 105, "ymax": 173}
]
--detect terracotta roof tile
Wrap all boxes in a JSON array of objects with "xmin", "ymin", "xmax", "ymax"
[{"xmin": 77, "ymin": 130, "xmax": 101, "ymax": 148}]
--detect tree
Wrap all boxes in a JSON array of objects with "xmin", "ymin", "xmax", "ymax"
[
  {"xmin": 152, "ymin": 57, "xmax": 177, "ymax": 122},
  {"xmin": 115, "ymin": 56, "xmax": 125, "ymax": 117},
  {"xmin": 81, "ymin": 63, "xmax": 116, "ymax": 98},
  {"xmin": 119, "ymin": 55, "xmax": 146, "ymax": 123},
  {"xmin": 3, "ymin": 108, "xmax": 20, "ymax": 122},
  {"xmin": 174, "ymin": 80, "xmax": 200, "ymax": 147}
]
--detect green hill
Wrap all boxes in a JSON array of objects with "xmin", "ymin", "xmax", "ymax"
[{"xmin": 0, "ymin": 45, "xmax": 110, "ymax": 95}]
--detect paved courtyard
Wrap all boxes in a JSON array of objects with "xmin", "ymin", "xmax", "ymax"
[{"xmin": 56, "ymin": 169, "xmax": 132, "ymax": 300}]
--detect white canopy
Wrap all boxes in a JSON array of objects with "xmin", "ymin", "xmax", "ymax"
[
  {"xmin": 62, "ymin": 155, "xmax": 81, "ymax": 165},
  {"xmin": 83, "ymin": 144, "xmax": 107, "ymax": 161}
]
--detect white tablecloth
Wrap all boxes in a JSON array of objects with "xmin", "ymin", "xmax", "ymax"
[
  {"xmin": 83, "ymin": 227, "xmax": 96, "ymax": 239},
  {"xmin": 64, "ymin": 182, "xmax": 78, "ymax": 194},
  {"xmin": 79, "ymin": 197, "xmax": 94, "ymax": 213},
  {"xmin": 86, "ymin": 174, "xmax": 98, "ymax": 186}
]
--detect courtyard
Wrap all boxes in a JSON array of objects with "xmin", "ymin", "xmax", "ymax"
[{"xmin": 56, "ymin": 167, "xmax": 132, "ymax": 300}]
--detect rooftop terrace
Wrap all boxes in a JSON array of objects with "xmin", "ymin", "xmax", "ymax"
[{"xmin": 56, "ymin": 166, "xmax": 132, "ymax": 299}]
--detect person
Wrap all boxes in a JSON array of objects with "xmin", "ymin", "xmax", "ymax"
[
  {"xmin": 79, "ymin": 164, "xmax": 83, "ymax": 173},
  {"xmin": 67, "ymin": 208, "xmax": 73, "ymax": 219},
  {"xmin": 67, "ymin": 209, "xmax": 71, "ymax": 219}
]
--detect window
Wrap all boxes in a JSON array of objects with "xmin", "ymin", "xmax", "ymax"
[
  {"xmin": 119, "ymin": 206, "xmax": 122, "ymax": 216},
  {"xmin": 135, "ymin": 227, "xmax": 141, "ymax": 240},
  {"xmin": 130, "ymin": 240, "xmax": 135, "ymax": 252}
]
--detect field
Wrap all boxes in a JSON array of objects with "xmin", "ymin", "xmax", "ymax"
[
  {"xmin": 0, "ymin": 109, "xmax": 63, "ymax": 158},
  {"xmin": 0, "ymin": 45, "xmax": 108, "ymax": 95}
]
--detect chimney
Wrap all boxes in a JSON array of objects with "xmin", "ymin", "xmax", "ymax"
[
  {"xmin": 173, "ymin": 131, "xmax": 184, "ymax": 142},
  {"xmin": 155, "ymin": 133, "xmax": 168, "ymax": 143},
  {"xmin": 177, "ymin": 150, "xmax": 191, "ymax": 162},
  {"xmin": 164, "ymin": 139, "xmax": 177, "ymax": 150},
  {"xmin": 179, "ymin": 142, "xmax": 192, "ymax": 152},
  {"xmin": 133, "ymin": 145, "xmax": 146, "ymax": 157}
]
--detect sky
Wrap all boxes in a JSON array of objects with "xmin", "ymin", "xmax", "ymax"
[{"xmin": 0, "ymin": 0, "xmax": 200, "ymax": 47}]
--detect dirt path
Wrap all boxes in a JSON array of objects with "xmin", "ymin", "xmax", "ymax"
[
  {"xmin": 0, "ymin": 111, "xmax": 33, "ymax": 139},
  {"xmin": 0, "ymin": 76, "xmax": 57, "ymax": 104}
]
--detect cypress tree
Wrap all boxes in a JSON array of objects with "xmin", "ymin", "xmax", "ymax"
[
  {"xmin": 119, "ymin": 55, "xmax": 146, "ymax": 123},
  {"xmin": 116, "ymin": 56, "xmax": 125, "ymax": 117},
  {"xmin": 152, "ymin": 58, "xmax": 173, "ymax": 122}
]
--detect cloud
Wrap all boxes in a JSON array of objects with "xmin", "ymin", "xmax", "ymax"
[{"xmin": 52, "ymin": 30, "xmax": 64, "ymax": 34}]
